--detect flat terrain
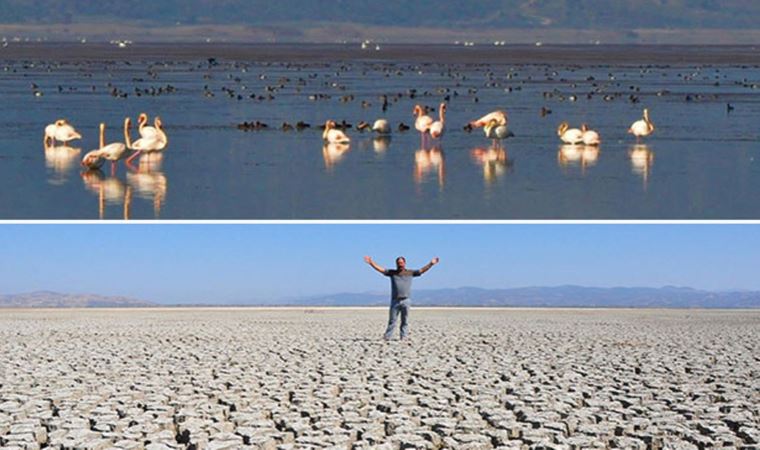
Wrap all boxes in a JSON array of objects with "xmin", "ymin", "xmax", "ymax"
[{"xmin": 0, "ymin": 309, "xmax": 758, "ymax": 449}]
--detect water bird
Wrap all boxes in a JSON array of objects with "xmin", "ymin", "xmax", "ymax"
[
  {"xmin": 125, "ymin": 117, "xmax": 168, "ymax": 164},
  {"xmin": 580, "ymin": 124, "xmax": 601, "ymax": 146},
  {"xmin": 413, "ymin": 105, "xmax": 434, "ymax": 134},
  {"xmin": 372, "ymin": 119, "xmax": 391, "ymax": 135},
  {"xmin": 484, "ymin": 118, "xmax": 514, "ymax": 148},
  {"xmin": 429, "ymin": 103, "xmax": 447, "ymax": 139},
  {"xmin": 322, "ymin": 120, "xmax": 351, "ymax": 144},
  {"xmin": 557, "ymin": 122, "xmax": 584, "ymax": 144},
  {"xmin": 44, "ymin": 119, "xmax": 82, "ymax": 147},
  {"xmin": 628, "ymin": 108, "xmax": 655, "ymax": 141},
  {"xmin": 398, "ymin": 122, "xmax": 410, "ymax": 132},
  {"xmin": 82, "ymin": 121, "xmax": 128, "ymax": 174},
  {"xmin": 469, "ymin": 111, "xmax": 507, "ymax": 128},
  {"xmin": 137, "ymin": 113, "xmax": 160, "ymax": 140}
]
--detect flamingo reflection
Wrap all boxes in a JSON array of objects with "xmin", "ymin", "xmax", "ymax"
[
  {"xmin": 372, "ymin": 136, "xmax": 391, "ymax": 153},
  {"xmin": 558, "ymin": 144, "xmax": 601, "ymax": 176},
  {"xmin": 81, "ymin": 169, "xmax": 132, "ymax": 220},
  {"xmin": 471, "ymin": 146, "xmax": 513, "ymax": 184},
  {"xmin": 322, "ymin": 142, "xmax": 351, "ymax": 171},
  {"xmin": 126, "ymin": 153, "xmax": 168, "ymax": 218},
  {"xmin": 414, "ymin": 146, "xmax": 445, "ymax": 189},
  {"xmin": 629, "ymin": 144, "xmax": 654, "ymax": 189},
  {"xmin": 44, "ymin": 144, "xmax": 81, "ymax": 186}
]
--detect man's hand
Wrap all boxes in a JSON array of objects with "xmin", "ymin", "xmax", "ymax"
[
  {"xmin": 365, "ymin": 256, "xmax": 386, "ymax": 274},
  {"xmin": 419, "ymin": 257, "xmax": 440, "ymax": 275}
]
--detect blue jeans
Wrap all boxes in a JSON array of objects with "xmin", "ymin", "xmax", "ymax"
[{"xmin": 384, "ymin": 298, "xmax": 410, "ymax": 340}]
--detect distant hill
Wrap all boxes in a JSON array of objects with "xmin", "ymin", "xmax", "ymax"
[
  {"xmin": 284, "ymin": 286, "xmax": 760, "ymax": 308},
  {"xmin": 0, "ymin": 291, "xmax": 155, "ymax": 308},
  {"xmin": 2, "ymin": 1, "xmax": 760, "ymax": 30},
  {"xmin": 3, "ymin": 287, "xmax": 759, "ymax": 308}
]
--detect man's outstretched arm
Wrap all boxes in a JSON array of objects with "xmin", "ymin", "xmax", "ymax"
[
  {"xmin": 418, "ymin": 257, "xmax": 440, "ymax": 275},
  {"xmin": 364, "ymin": 256, "xmax": 387, "ymax": 274}
]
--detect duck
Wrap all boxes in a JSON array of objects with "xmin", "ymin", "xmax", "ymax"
[
  {"xmin": 629, "ymin": 108, "xmax": 655, "ymax": 141},
  {"xmin": 580, "ymin": 124, "xmax": 601, "ymax": 146},
  {"xmin": 322, "ymin": 120, "xmax": 351, "ymax": 144},
  {"xmin": 557, "ymin": 122, "xmax": 584, "ymax": 144}
]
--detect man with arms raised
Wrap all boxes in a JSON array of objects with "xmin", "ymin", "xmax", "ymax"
[{"xmin": 364, "ymin": 255, "xmax": 440, "ymax": 341}]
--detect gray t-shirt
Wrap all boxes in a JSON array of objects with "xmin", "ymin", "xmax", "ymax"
[{"xmin": 384, "ymin": 269, "xmax": 421, "ymax": 300}]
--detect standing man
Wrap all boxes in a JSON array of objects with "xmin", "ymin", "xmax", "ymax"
[{"xmin": 364, "ymin": 255, "xmax": 440, "ymax": 340}]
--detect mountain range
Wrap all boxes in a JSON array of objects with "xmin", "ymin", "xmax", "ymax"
[
  {"xmin": 3, "ymin": 287, "xmax": 759, "ymax": 308},
  {"xmin": 286, "ymin": 286, "xmax": 760, "ymax": 308},
  {"xmin": 1, "ymin": 1, "xmax": 760, "ymax": 44},
  {"xmin": 2, "ymin": 1, "xmax": 759, "ymax": 29},
  {"xmin": 0, "ymin": 291, "xmax": 155, "ymax": 308}
]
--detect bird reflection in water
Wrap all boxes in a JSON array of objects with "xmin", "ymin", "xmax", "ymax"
[
  {"xmin": 629, "ymin": 144, "xmax": 654, "ymax": 189},
  {"xmin": 471, "ymin": 146, "xmax": 513, "ymax": 184},
  {"xmin": 81, "ymin": 169, "xmax": 132, "ymax": 220},
  {"xmin": 322, "ymin": 142, "xmax": 351, "ymax": 171},
  {"xmin": 558, "ymin": 144, "xmax": 600, "ymax": 176},
  {"xmin": 126, "ymin": 153, "xmax": 168, "ymax": 218},
  {"xmin": 414, "ymin": 146, "xmax": 445, "ymax": 189},
  {"xmin": 44, "ymin": 144, "xmax": 81, "ymax": 186},
  {"xmin": 372, "ymin": 136, "xmax": 391, "ymax": 154}
]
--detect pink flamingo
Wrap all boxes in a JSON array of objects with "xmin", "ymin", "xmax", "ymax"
[{"xmin": 429, "ymin": 103, "xmax": 447, "ymax": 140}]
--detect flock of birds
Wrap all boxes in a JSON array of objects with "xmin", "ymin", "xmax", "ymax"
[
  {"xmin": 43, "ymin": 113, "xmax": 168, "ymax": 174},
  {"xmin": 43, "ymin": 105, "xmax": 654, "ymax": 179},
  {"xmin": 318, "ymin": 104, "xmax": 655, "ymax": 147}
]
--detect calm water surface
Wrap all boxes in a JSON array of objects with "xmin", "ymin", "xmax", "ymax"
[{"xmin": 1, "ymin": 44, "xmax": 759, "ymax": 219}]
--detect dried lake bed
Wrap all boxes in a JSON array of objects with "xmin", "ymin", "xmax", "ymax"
[{"xmin": 0, "ymin": 308, "xmax": 758, "ymax": 449}]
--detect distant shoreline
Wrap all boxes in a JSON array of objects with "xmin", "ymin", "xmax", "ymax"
[
  {"xmin": 2, "ymin": 23, "xmax": 760, "ymax": 46},
  {"xmin": 3, "ymin": 42, "xmax": 760, "ymax": 65}
]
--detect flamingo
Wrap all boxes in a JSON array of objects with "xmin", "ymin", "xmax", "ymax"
[
  {"xmin": 125, "ymin": 116, "xmax": 168, "ymax": 164},
  {"xmin": 484, "ymin": 118, "xmax": 514, "ymax": 148},
  {"xmin": 429, "ymin": 103, "xmax": 447, "ymax": 140},
  {"xmin": 413, "ymin": 105, "xmax": 434, "ymax": 145},
  {"xmin": 469, "ymin": 110, "xmax": 508, "ymax": 128},
  {"xmin": 44, "ymin": 119, "xmax": 81, "ymax": 147},
  {"xmin": 629, "ymin": 108, "xmax": 655, "ymax": 141},
  {"xmin": 557, "ymin": 122, "xmax": 584, "ymax": 144},
  {"xmin": 82, "ymin": 120, "xmax": 129, "ymax": 174},
  {"xmin": 322, "ymin": 120, "xmax": 351, "ymax": 144},
  {"xmin": 137, "ymin": 113, "xmax": 160, "ymax": 140},
  {"xmin": 580, "ymin": 124, "xmax": 601, "ymax": 146},
  {"xmin": 372, "ymin": 119, "xmax": 391, "ymax": 135}
]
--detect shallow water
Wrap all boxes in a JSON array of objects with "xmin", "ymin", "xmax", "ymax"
[{"xmin": 2, "ymin": 43, "xmax": 760, "ymax": 219}]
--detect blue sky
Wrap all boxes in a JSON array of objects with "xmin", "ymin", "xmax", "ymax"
[{"xmin": 0, "ymin": 224, "xmax": 757, "ymax": 304}]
